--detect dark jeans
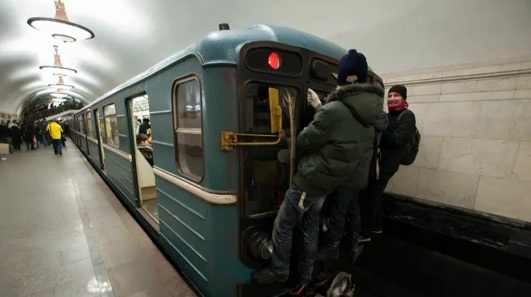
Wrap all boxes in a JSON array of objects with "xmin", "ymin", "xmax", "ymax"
[
  {"xmin": 52, "ymin": 139, "xmax": 62, "ymax": 154},
  {"xmin": 25, "ymin": 138, "xmax": 35, "ymax": 150},
  {"xmin": 325, "ymin": 185, "xmax": 361, "ymax": 247},
  {"xmin": 362, "ymin": 172, "xmax": 395, "ymax": 232},
  {"xmin": 12, "ymin": 138, "xmax": 21, "ymax": 150},
  {"xmin": 271, "ymin": 184, "xmax": 324, "ymax": 280}
]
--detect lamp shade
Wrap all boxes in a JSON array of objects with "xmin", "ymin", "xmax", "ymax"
[{"xmin": 27, "ymin": 0, "xmax": 94, "ymax": 43}]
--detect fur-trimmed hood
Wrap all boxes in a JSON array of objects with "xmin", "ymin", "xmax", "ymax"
[{"xmin": 325, "ymin": 83, "xmax": 385, "ymax": 126}]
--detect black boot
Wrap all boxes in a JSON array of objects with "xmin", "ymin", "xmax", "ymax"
[{"xmin": 253, "ymin": 267, "xmax": 288, "ymax": 284}]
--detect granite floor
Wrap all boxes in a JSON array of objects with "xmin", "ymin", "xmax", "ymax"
[{"xmin": 0, "ymin": 142, "xmax": 196, "ymax": 297}]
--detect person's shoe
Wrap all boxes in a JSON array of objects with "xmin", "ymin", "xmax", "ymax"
[
  {"xmin": 253, "ymin": 267, "xmax": 288, "ymax": 284},
  {"xmin": 358, "ymin": 234, "xmax": 371, "ymax": 243},
  {"xmin": 59, "ymin": 152, "xmax": 63, "ymax": 155},
  {"xmin": 1, "ymin": 157, "xmax": 6, "ymax": 161},
  {"xmin": 372, "ymin": 229, "xmax": 382, "ymax": 234},
  {"xmin": 316, "ymin": 244, "xmax": 339, "ymax": 261}
]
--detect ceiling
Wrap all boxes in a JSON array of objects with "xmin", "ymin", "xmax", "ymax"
[{"xmin": 1, "ymin": 0, "xmax": 530, "ymax": 115}]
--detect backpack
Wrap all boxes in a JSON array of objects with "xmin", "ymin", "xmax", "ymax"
[{"xmin": 397, "ymin": 110, "xmax": 421, "ymax": 166}]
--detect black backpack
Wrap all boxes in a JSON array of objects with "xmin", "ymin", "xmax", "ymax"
[{"xmin": 397, "ymin": 110, "xmax": 421, "ymax": 166}]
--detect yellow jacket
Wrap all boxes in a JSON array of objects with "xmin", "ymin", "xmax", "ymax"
[{"xmin": 47, "ymin": 122, "xmax": 63, "ymax": 140}]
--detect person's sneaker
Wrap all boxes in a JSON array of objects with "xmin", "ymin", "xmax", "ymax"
[
  {"xmin": 316, "ymin": 245, "xmax": 339, "ymax": 261},
  {"xmin": 358, "ymin": 234, "xmax": 371, "ymax": 243},
  {"xmin": 372, "ymin": 229, "xmax": 382, "ymax": 234},
  {"xmin": 253, "ymin": 267, "xmax": 288, "ymax": 284},
  {"xmin": 0, "ymin": 157, "xmax": 6, "ymax": 161}
]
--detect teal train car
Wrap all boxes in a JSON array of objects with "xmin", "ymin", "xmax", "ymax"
[{"xmin": 69, "ymin": 24, "xmax": 383, "ymax": 297}]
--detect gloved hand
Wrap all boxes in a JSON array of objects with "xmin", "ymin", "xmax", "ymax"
[{"xmin": 307, "ymin": 88, "xmax": 322, "ymax": 109}]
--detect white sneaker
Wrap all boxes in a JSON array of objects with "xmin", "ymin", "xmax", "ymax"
[{"xmin": 1, "ymin": 157, "xmax": 6, "ymax": 161}]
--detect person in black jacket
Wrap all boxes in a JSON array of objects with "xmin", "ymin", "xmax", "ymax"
[
  {"xmin": 362, "ymin": 85, "xmax": 416, "ymax": 241},
  {"xmin": 138, "ymin": 118, "xmax": 151, "ymax": 135},
  {"xmin": 10, "ymin": 121, "xmax": 22, "ymax": 151}
]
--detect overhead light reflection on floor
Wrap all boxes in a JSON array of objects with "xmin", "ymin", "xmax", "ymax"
[{"xmin": 86, "ymin": 276, "xmax": 113, "ymax": 294}]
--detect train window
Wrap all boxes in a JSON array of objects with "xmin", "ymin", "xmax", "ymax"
[
  {"xmin": 243, "ymin": 83, "xmax": 300, "ymax": 217},
  {"xmin": 86, "ymin": 111, "xmax": 95, "ymax": 139},
  {"xmin": 103, "ymin": 104, "xmax": 120, "ymax": 147},
  {"xmin": 173, "ymin": 78, "xmax": 203, "ymax": 181},
  {"xmin": 77, "ymin": 115, "xmax": 84, "ymax": 135}
]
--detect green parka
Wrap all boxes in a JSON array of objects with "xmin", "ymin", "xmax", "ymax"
[{"xmin": 293, "ymin": 83, "xmax": 385, "ymax": 196}]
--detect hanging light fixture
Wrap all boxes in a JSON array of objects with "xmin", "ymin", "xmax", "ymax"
[
  {"xmin": 50, "ymin": 87, "xmax": 67, "ymax": 98},
  {"xmin": 48, "ymin": 75, "xmax": 74, "ymax": 89},
  {"xmin": 27, "ymin": 0, "xmax": 95, "ymax": 43},
  {"xmin": 40, "ymin": 45, "xmax": 77, "ymax": 76},
  {"xmin": 51, "ymin": 92, "xmax": 67, "ymax": 98}
]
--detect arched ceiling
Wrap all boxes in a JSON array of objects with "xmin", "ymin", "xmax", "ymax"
[{"xmin": 1, "ymin": 0, "xmax": 530, "ymax": 115}]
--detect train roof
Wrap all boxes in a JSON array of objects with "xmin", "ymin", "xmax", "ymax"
[{"xmin": 83, "ymin": 24, "xmax": 347, "ymax": 109}]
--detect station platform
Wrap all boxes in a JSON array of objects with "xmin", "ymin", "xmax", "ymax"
[{"xmin": 0, "ymin": 143, "xmax": 197, "ymax": 297}]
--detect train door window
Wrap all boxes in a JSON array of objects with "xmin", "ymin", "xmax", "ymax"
[
  {"xmin": 98, "ymin": 110, "xmax": 106, "ymax": 141},
  {"xmin": 95, "ymin": 109, "xmax": 106, "ymax": 170},
  {"xmin": 129, "ymin": 94, "xmax": 158, "ymax": 223},
  {"xmin": 173, "ymin": 78, "xmax": 203, "ymax": 181},
  {"xmin": 86, "ymin": 111, "xmax": 95, "ymax": 139},
  {"xmin": 77, "ymin": 115, "xmax": 84, "ymax": 135},
  {"xmin": 243, "ymin": 83, "xmax": 299, "ymax": 217},
  {"xmin": 103, "ymin": 104, "xmax": 119, "ymax": 147}
]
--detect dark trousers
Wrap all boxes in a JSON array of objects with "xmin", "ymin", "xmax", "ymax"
[
  {"xmin": 25, "ymin": 137, "xmax": 34, "ymax": 150},
  {"xmin": 325, "ymin": 185, "xmax": 361, "ymax": 246},
  {"xmin": 52, "ymin": 139, "xmax": 62, "ymax": 154},
  {"xmin": 362, "ymin": 172, "xmax": 395, "ymax": 233},
  {"xmin": 271, "ymin": 184, "xmax": 324, "ymax": 280},
  {"xmin": 12, "ymin": 138, "xmax": 21, "ymax": 150}
]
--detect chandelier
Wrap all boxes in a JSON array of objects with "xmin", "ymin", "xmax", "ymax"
[
  {"xmin": 48, "ymin": 75, "xmax": 74, "ymax": 89},
  {"xmin": 39, "ymin": 45, "xmax": 77, "ymax": 76},
  {"xmin": 51, "ymin": 89, "xmax": 67, "ymax": 98},
  {"xmin": 27, "ymin": 0, "xmax": 95, "ymax": 43}
]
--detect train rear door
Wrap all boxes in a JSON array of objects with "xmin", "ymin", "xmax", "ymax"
[{"xmin": 127, "ymin": 94, "xmax": 159, "ymax": 224}]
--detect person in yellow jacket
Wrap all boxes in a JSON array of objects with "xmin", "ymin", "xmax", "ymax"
[{"xmin": 46, "ymin": 120, "xmax": 64, "ymax": 155}]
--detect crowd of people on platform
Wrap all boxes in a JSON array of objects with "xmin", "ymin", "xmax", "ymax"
[{"xmin": 0, "ymin": 118, "xmax": 70, "ymax": 160}]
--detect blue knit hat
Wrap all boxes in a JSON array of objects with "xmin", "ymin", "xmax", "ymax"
[{"xmin": 337, "ymin": 49, "xmax": 368, "ymax": 85}]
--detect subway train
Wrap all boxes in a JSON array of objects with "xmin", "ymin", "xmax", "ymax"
[{"xmin": 68, "ymin": 24, "xmax": 384, "ymax": 297}]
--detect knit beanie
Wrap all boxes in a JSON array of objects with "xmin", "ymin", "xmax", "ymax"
[
  {"xmin": 337, "ymin": 49, "xmax": 368, "ymax": 85},
  {"xmin": 388, "ymin": 85, "xmax": 407, "ymax": 100}
]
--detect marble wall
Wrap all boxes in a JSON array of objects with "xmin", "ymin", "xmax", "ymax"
[{"xmin": 383, "ymin": 61, "xmax": 531, "ymax": 223}]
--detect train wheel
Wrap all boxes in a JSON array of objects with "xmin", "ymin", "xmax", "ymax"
[{"xmin": 326, "ymin": 272, "xmax": 354, "ymax": 297}]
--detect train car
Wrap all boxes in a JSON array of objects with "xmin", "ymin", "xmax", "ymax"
[{"xmin": 70, "ymin": 24, "xmax": 384, "ymax": 297}]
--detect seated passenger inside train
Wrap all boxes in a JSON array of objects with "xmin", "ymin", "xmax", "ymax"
[{"xmin": 137, "ymin": 134, "xmax": 153, "ymax": 167}]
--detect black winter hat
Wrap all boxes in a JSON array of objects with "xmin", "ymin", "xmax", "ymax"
[
  {"xmin": 337, "ymin": 49, "xmax": 368, "ymax": 85},
  {"xmin": 388, "ymin": 85, "xmax": 407, "ymax": 100}
]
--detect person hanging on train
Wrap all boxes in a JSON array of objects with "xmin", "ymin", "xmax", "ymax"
[
  {"xmin": 360, "ymin": 85, "xmax": 416, "ymax": 242},
  {"xmin": 253, "ymin": 49, "xmax": 384, "ymax": 285},
  {"xmin": 316, "ymin": 86, "xmax": 388, "ymax": 261}
]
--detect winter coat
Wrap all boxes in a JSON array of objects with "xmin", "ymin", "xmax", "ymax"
[
  {"xmin": 379, "ymin": 109, "xmax": 416, "ymax": 174},
  {"xmin": 345, "ymin": 111, "xmax": 389, "ymax": 190},
  {"xmin": 293, "ymin": 83, "xmax": 385, "ymax": 196}
]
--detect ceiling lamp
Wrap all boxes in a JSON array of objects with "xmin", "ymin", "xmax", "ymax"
[
  {"xmin": 50, "ymin": 88, "xmax": 68, "ymax": 98},
  {"xmin": 48, "ymin": 75, "xmax": 74, "ymax": 89},
  {"xmin": 51, "ymin": 92, "xmax": 67, "ymax": 98},
  {"xmin": 27, "ymin": 0, "xmax": 95, "ymax": 43},
  {"xmin": 40, "ymin": 45, "xmax": 77, "ymax": 76}
]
